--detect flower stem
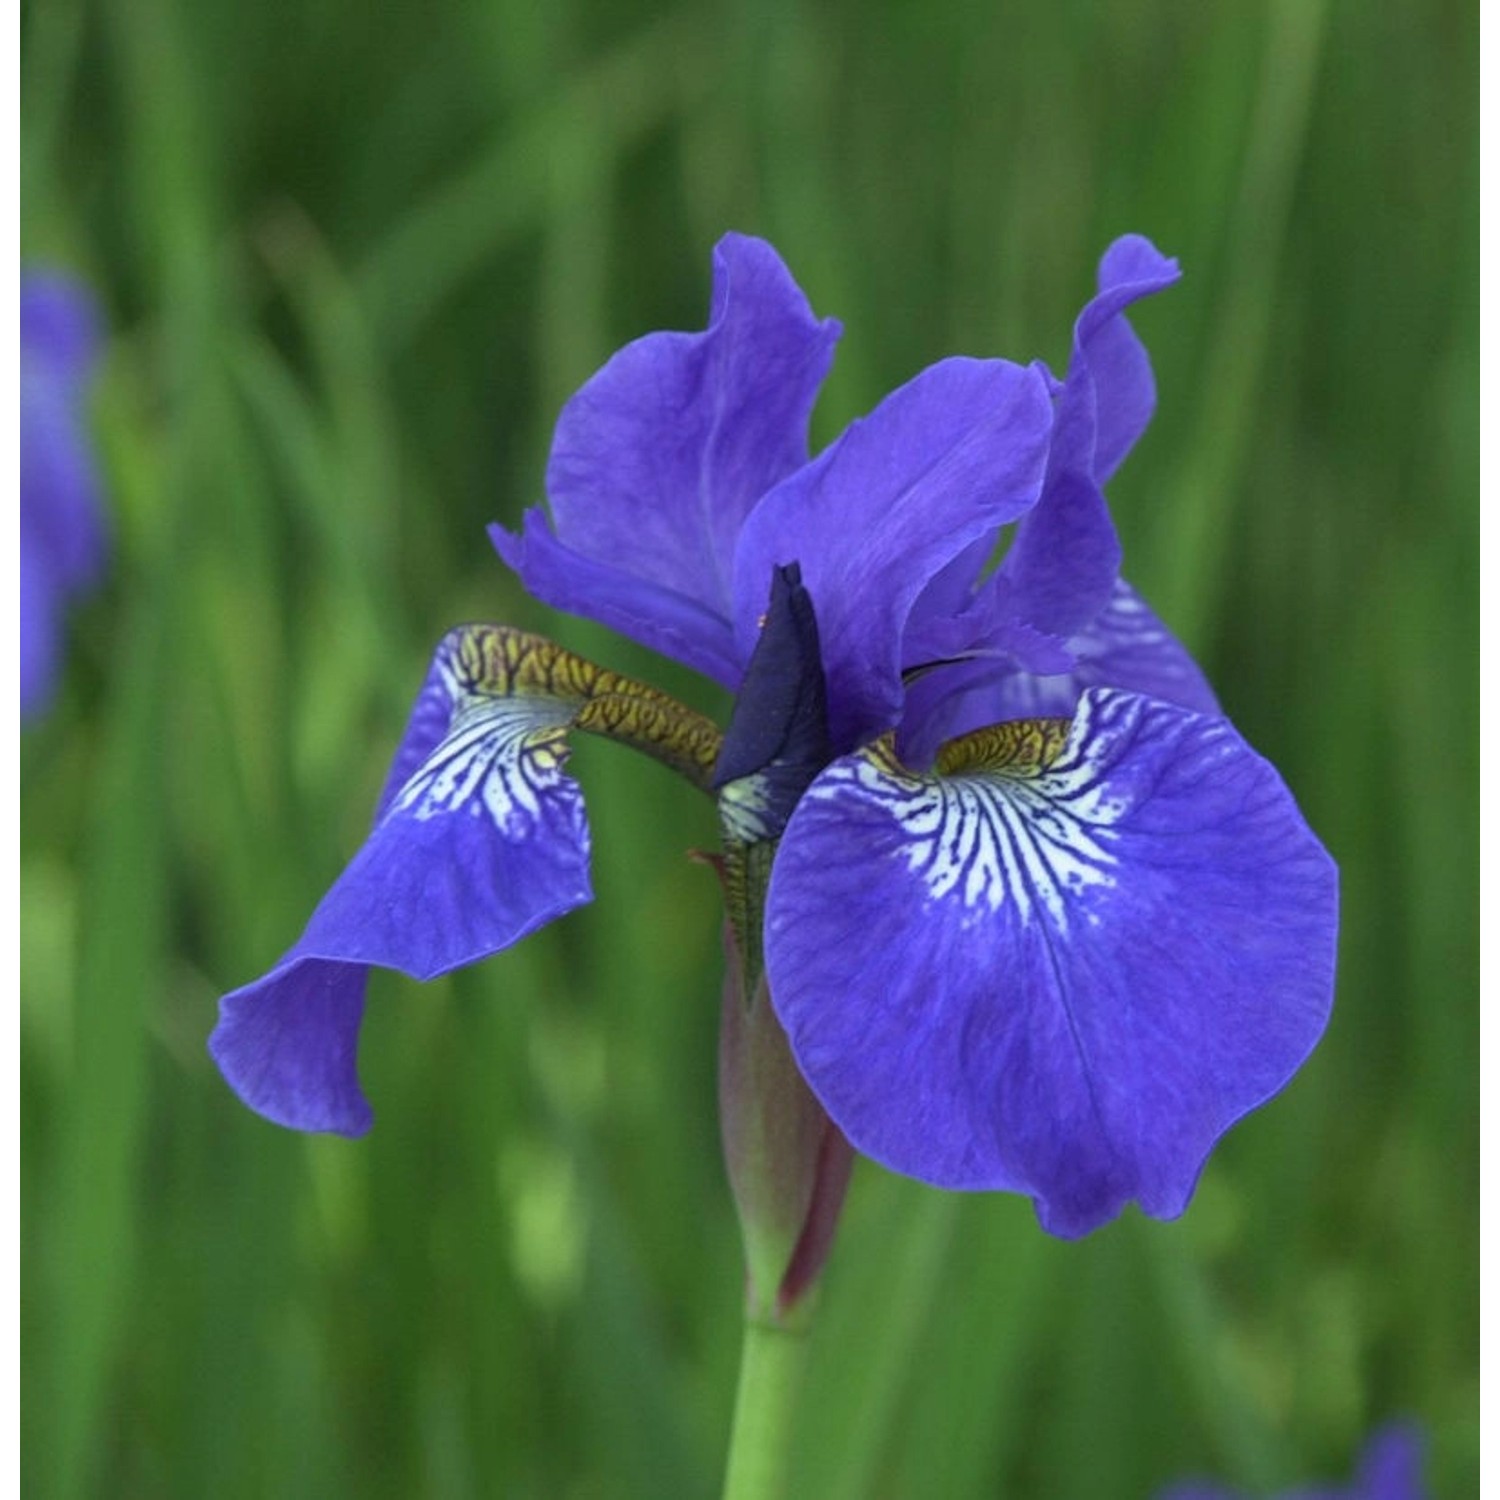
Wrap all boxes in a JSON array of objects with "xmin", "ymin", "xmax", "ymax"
[{"xmin": 721, "ymin": 1313, "xmax": 810, "ymax": 1500}]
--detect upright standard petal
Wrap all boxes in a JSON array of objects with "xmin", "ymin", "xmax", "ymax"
[
  {"xmin": 732, "ymin": 357, "xmax": 1053, "ymax": 751},
  {"xmin": 1081, "ymin": 234, "xmax": 1183, "ymax": 484},
  {"xmin": 994, "ymin": 236, "xmax": 1181, "ymax": 638},
  {"xmin": 490, "ymin": 512, "xmax": 743, "ymax": 688},
  {"xmin": 764, "ymin": 689, "xmax": 1336, "ymax": 1238},
  {"xmin": 513, "ymin": 233, "xmax": 839, "ymax": 638}
]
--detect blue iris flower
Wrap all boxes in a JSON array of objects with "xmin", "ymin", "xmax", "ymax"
[
  {"xmin": 21, "ymin": 272, "xmax": 107, "ymax": 718},
  {"xmin": 1159, "ymin": 1424, "xmax": 1427, "ymax": 1500},
  {"xmin": 211, "ymin": 234, "xmax": 1336, "ymax": 1239}
]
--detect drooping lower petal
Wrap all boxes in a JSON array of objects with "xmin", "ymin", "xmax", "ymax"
[
  {"xmin": 211, "ymin": 625, "xmax": 723, "ymax": 1134},
  {"xmin": 309, "ymin": 627, "xmax": 601, "ymax": 983},
  {"xmin": 299, "ymin": 711, "xmax": 593, "ymax": 981},
  {"xmin": 210, "ymin": 958, "xmax": 373, "ymax": 1135},
  {"xmin": 210, "ymin": 628, "xmax": 596, "ymax": 1132},
  {"xmin": 214, "ymin": 741, "xmax": 593, "ymax": 1137},
  {"xmin": 764, "ymin": 689, "xmax": 1336, "ymax": 1238},
  {"xmin": 732, "ymin": 357, "xmax": 1053, "ymax": 750}
]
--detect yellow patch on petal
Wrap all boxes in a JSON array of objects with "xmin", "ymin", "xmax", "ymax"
[
  {"xmin": 445, "ymin": 625, "xmax": 723, "ymax": 793},
  {"xmin": 935, "ymin": 717, "xmax": 1071, "ymax": 778}
]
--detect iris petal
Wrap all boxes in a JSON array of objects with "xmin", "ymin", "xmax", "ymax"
[
  {"xmin": 209, "ymin": 626, "xmax": 596, "ymax": 1133},
  {"xmin": 764, "ymin": 689, "xmax": 1336, "ymax": 1237},
  {"xmin": 733, "ymin": 357, "xmax": 1053, "ymax": 750},
  {"xmin": 489, "ymin": 512, "xmax": 742, "ymax": 688},
  {"xmin": 298, "ymin": 691, "xmax": 591, "ymax": 981},
  {"xmin": 541, "ymin": 232, "xmax": 839, "ymax": 623},
  {"xmin": 1087, "ymin": 235, "xmax": 1183, "ymax": 483},
  {"xmin": 903, "ymin": 533, "xmax": 999, "ymax": 643},
  {"xmin": 996, "ymin": 236, "xmax": 1181, "ymax": 637},
  {"xmin": 894, "ymin": 620, "xmax": 1076, "ymax": 770},
  {"xmin": 988, "ymin": 579, "xmax": 1219, "ymax": 723},
  {"xmin": 210, "ymin": 960, "xmax": 373, "ymax": 1136},
  {"xmin": 912, "ymin": 579, "xmax": 1220, "ymax": 752}
]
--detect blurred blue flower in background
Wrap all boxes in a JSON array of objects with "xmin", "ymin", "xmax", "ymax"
[
  {"xmin": 20, "ymin": 271, "xmax": 107, "ymax": 719},
  {"xmin": 212, "ymin": 235, "xmax": 1336, "ymax": 1240},
  {"xmin": 1159, "ymin": 1424, "xmax": 1428, "ymax": 1500}
]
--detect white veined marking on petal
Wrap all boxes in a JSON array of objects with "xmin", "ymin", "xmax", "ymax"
[
  {"xmin": 813, "ymin": 694, "xmax": 1135, "ymax": 931},
  {"xmin": 392, "ymin": 655, "xmax": 573, "ymax": 840}
]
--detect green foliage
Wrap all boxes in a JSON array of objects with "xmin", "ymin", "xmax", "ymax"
[{"xmin": 22, "ymin": 0, "xmax": 1476, "ymax": 1494}]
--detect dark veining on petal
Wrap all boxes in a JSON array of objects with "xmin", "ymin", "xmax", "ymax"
[
  {"xmin": 443, "ymin": 625, "xmax": 724, "ymax": 793},
  {"xmin": 934, "ymin": 716, "xmax": 1072, "ymax": 778}
]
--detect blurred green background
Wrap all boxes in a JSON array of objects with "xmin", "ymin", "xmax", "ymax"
[{"xmin": 21, "ymin": 0, "xmax": 1476, "ymax": 1495}]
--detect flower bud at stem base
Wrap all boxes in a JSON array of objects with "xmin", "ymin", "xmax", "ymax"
[{"xmin": 718, "ymin": 922, "xmax": 852, "ymax": 1320}]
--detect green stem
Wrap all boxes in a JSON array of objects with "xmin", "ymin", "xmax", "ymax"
[{"xmin": 721, "ymin": 1314, "xmax": 810, "ymax": 1500}]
